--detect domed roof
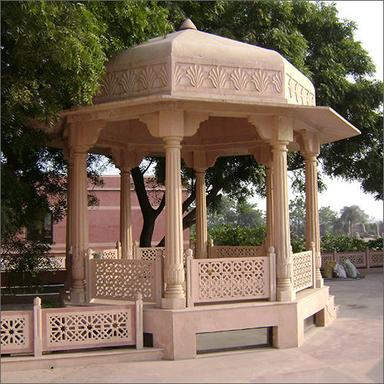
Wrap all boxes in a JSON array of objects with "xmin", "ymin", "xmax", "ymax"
[{"xmin": 94, "ymin": 20, "xmax": 315, "ymax": 107}]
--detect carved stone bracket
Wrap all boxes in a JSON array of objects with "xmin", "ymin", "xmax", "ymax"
[{"xmin": 68, "ymin": 120, "xmax": 105, "ymax": 153}]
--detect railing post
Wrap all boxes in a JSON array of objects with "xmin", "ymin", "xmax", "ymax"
[
  {"xmin": 366, "ymin": 248, "xmax": 370, "ymax": 269},
  {"xmin": 268, "ymin": 246, "xmax": 276, "ymax": 302},
  {"xmin": 333, "ymin": 249, "xmax": 337, "ymax": 263},
  {"xmin": 311, "ymin": 242, "xmax": 316, "ymax": 289},
  {"xmin": 155, "ymin": 254, "xmax": 163, "ymax": 307},
  {"xmin": 33, "ymin": 297, "xmax": 43, "ymax": 357},
  {"xmin": 85, "ymin": 248, "xmax": 93, "ymax": 303},
  {"xmin": 116, "ymin": 241, "xmax": 122, "ymax": 259},
  {"xmin": 185, "ymin": 249, "xmax": 194, "ymax": 308},
  {"xmin": 135, "ymin": 293, "xmax": 143, "ymax": 350}
]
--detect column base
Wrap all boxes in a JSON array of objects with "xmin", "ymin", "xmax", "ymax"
[
  {"xmin": 276, "ymin": 289, "xmax": 296, "ymax": 302},
  {"xmin": 70, "ymin": 288, "xmax": 85, "ymax": 305},
  {"xmin": 161, "ymin": 297, "xmax": 186, "ymax": 309},
  {"xmin": 316, "ymin": 278, "xmax": 324, "ymax": 288}
]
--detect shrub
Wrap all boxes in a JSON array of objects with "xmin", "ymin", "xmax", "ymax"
[
  {"xmin": 320, "ymin": 234, "xmax": 366, "ymax": 252},
  {"xmin": 209, "ymin": 224, "xmax": 266, "ymax": 246}
]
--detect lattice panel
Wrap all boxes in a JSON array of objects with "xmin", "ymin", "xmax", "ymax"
[
  {"xmin": 136, "ymin": 247, "xmax": 164, "ymax": 261},
  {"xmin": 337, "ymin": 252, "xmax": 366, "ymax": 268},
  {"xmin": 212, "ymin": 246, "xmax": 265, "ymax": 258},
  {"xmin": 293, "ymin": 251, "xmax": 313, "ymax": 292},
  {"xmin": 92, "ymin": 249, "xmax": 119, "ymax": 260},
  {"xmin": 321, "ymin": 253, "xmax": 334, "ymax": 267},
  {"xmin": 43, "ymin": 306, "xmax": 135, "ymax": 351},
  {"xmin": 1, "ymin": 312, "xmax": 33, "ymax": 354},
  {"xmin": 92, "ymin": 259, "xmax": 156, "ymax": 302},
  {"xmin": 193, "ymin": 257, "xmax": 269, "ymax": 303},
  {"xmin": 369, "ymin": 251, "xmax": 383, "ymax": 267}
]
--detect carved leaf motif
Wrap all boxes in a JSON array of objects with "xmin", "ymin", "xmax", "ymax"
[
  {"xmin": 158, "ymin": 65, "xmax": 168, "ymax": 87},
  {"xmin": 174, "ymin": 65, "xmax": 184, "ymax": 85},
  {"xmin": 100, "ymin": 73, "xmax": 120, "ymax": 97},
  {"xmin": 295, "ymin": 82, "xmax": 301, "ymax": 103},
  {"xmin": 208, "ymin": 66, "xmax": 227, "ymax": 88},
  {"xmin": 230, "ymin": 68, "xmax": 249, "ymax": 90},
  {"xmin": 272, "ymin": 72, "xmax": 282, "ymax": 93},
  {"xmin": 120, "ymin": 70, "xmax": 136, "ymax": 94},
  {"xmin": 251, "ymin": 69, "xmax": 270, "ymax": 93},
  {"xmin": 138, "ymin": 67, "xmax": 157, "ymax": 90},
  {"xmin": 186, "ymin": 65, "xmax": 205, "ymax": 88},
  {"xmin": 288, "ymin": 76, "xmax": 295, "ymax": 98}
]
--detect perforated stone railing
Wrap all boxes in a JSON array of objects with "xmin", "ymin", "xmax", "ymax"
[
  {"xmin": 90, "ymin": 242, "xmax": 121, "ymax": 260},
  {"xmin": 208, "ymin": 245, "xmax": 266, "ymax": 259},
  {"xmin": 133, "ymin": 247, "xmax": 165, "ymax": 261},
  {"xmin": 1, "ymin": 296, "xmax": 143, "ymax": 357},
  {"xmin": 292, "ymin": 250, "xmax": 314, "ymax": 293},
  {"xmin": 1, "ymin": 311, "xmax": 33, "ymax": 355},
  {"xmin": 186, "ymin": 248, "xmax": 275, "ymax": 306},
  {"xmin": 321, "ymin": 249, "xmax": 383, "ymax": 269},
  {"xmin": 86, "ymin": 255, "xmax": 162, "ymax": 306}
]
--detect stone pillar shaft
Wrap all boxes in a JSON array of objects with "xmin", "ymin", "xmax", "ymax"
[
  {"xmin": 305, "ymin": 154, "xmax": 323, "ymax": 288},
  {"xmin": 272, "ymin": 142, "xmax": 295, "ymax": 301},
  {"xmin": 120, "ymin": 170, "xmax": 133, "ymax": 259},
  {"xmin": 70, "ymin": 150, "xmax": 88, "ymax": 304},
  {"xmin": 65, "ymin": 156, "xmax": 73, "ymax": 290},
  {"xmin": 195, "ymin": 170, "xmax": 208, "ymax": 259},
  {"xmin": 265, "ymin": 165, "xmax": 274, "ymax": 249},
  {"xmin": 163, "ymin": 137, "xmax": 185, "ymax": 308}
]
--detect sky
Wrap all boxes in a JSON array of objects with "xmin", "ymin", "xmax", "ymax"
[{"xmin": 104, "ymin": 1, "xmax": 383, "ymax": 221}]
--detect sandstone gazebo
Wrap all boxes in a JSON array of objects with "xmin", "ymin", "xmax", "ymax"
[{"xmin": 55, "ymin": 19, "xmax": 359, "ymax": 359}]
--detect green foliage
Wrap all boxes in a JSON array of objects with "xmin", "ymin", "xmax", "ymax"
[
  {"xmin": 208, "ymin": 195, "xmax": 264, "ymax": 228},
  {"xmin": 289, "ymin": 196, "xmax": 306, "ymax": 237},
  {"xmin": 1, "ymin": 1, "xmax": 170, "ymax": 261},
  {"xmin": 209, "ymin": 225, "xmax": 266, "ymax": 246},
  {"xmin": 319, "ymin": 206, "xmax": 338, "ymax": 236},
  {"xmin": 165, "ymin": 0, "xmax": 383, "ymax": 199},
  {"xmin": 320, "ymin": 233, "xmax": 366, "ymax": 252},
  {"xmin": 290, "ymin": 235, "xmax": 306, "ymax": 253},
  {"xmin": 367, "ymin": 237, "xmax": 384, "ymax": 251}
]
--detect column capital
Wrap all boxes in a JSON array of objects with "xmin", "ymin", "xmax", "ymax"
[
  {"xmin": 297, "ymin": 130, "xmax": 320, "ymax": 158},
  {"xmin": 68, "ymin": 120, "xmax": 105, "ymax": 153},
  {"xmin": 112, "ymin": 148, "xmax": 142, "ymax": 172},
  {"xmin": 249, "ymin": 115, "xmax": 293, "ymax": 144}
]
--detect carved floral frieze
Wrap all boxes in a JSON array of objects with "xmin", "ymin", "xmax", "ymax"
[
  {"xmin": 96, "ymin": 63, "xmax": 169, "ymax": 100},
  {"xmin": 175, "ymin": 62, "xmax": 284, "ymax": 96},
  {"xmin": 287, "ymin": 74, "xmax": 315, "ymax": 106},
  {"xmin": 95, "ymin": 61, "xmax": 315, "ymax": 107}
]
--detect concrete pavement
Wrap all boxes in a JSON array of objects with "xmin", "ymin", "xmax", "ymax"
[{"xmin": 2, "ymin": 268, "xmax": 382, "ymax": 383}]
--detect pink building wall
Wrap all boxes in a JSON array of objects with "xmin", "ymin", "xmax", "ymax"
[{"xmin": 52, "ymin": 175, "xmax": 190, "ymax": 254}]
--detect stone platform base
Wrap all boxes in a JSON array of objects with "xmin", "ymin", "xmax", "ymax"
[
  {"xmin": 144, "ymin": 286, "xmax": 336, "ymax": 360},
  {"xmin": 1, "ymin": 347, "xmax": 163, "ymax": 372}
]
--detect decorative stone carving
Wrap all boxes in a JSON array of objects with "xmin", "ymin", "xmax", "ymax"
[
  {"xmin": 96, "ymin": 63, "xmax": 169, "ymax": 99},
  {"xmin": 292, "ymin": 250, "xmax": 313, "ymax": 292},
  {"xmin": 175, "ymin": 63, "xmax": 282, "ymax": 95},
  {"xmin": 286, "ymin": 74, "xmax": 315, "ymax": 106}
]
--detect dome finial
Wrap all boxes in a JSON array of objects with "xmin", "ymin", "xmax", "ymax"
[{"xmin": 178, "ymin": 18, "xmax": 197, "ymax": 31}]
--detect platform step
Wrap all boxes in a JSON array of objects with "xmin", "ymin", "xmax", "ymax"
[{"xmin": 1, "ymin": 347, "xmax": 163, "ymax": 372}]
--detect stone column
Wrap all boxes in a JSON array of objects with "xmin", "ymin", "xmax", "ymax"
[
  {"xmin": 265, "ymin": 164, "xmax": 274, "ymax": 249},
  {"xmin": 64, "ymin": 150, "xmax": 73, "ymax": 290},
  {"xmin": 162, "ymin": 136, "xmax": 185, "ymax": 309},
  {"xmin": 195, "ymin": 168, "xmax": 208, "ymax": 259},
  {"xmin": 272, "ymin": 142, "xmax": 295, "ymax": 302},
  {"xmin": 304, "ymin": 153, "xmax": 323, "ymax": 288},
  {"xmin": 70, "ymin": 149, "xmax": 89, "ymax": 304},
  {"xmin": 120, "ymin": 168, "xmax": 133, "ymax": 259}
]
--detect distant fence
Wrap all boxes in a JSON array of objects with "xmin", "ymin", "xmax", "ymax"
[
  {"xmin": 321, "ymin": 249, "xmax": 383, "ymax": 269},
  {"xmin": 1, "ymin": 296, "xmax": 143, "ymax": 357}
]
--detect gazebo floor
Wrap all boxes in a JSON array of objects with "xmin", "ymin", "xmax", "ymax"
[{"xmin": 144, "ymin": 286, "xmax": 336, "ymax": 360}]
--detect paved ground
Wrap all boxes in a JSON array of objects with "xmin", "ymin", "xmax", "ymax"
[{"xmin": 2, "ymin": 268, "xmax": 383, "ymax": 383}]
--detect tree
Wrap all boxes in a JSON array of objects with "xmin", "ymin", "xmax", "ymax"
[
  {"xmin": 163, "ymin": 0, "xmax": 383, "ymax": 200},
  {"xmin": 335, "ymin": 205, "xmax": 369, "ymax": 235},
  {"xmin": 319, "ymin": 206, "xmax": 338, "ymax": 236},
  {"xmin": 3, "ymin": 1, "xmax": 382, "ymax": 253},
  {"xmin": 1, "ymin": 1, "xmax": 170, "ymax": 261},
  {"xmin": 289, "ymin": 196, "xmax": 306, "ymax": 237},
  {"xmin": 208, "ymin": 196, "xmax": 265, "ymax": 228}
]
